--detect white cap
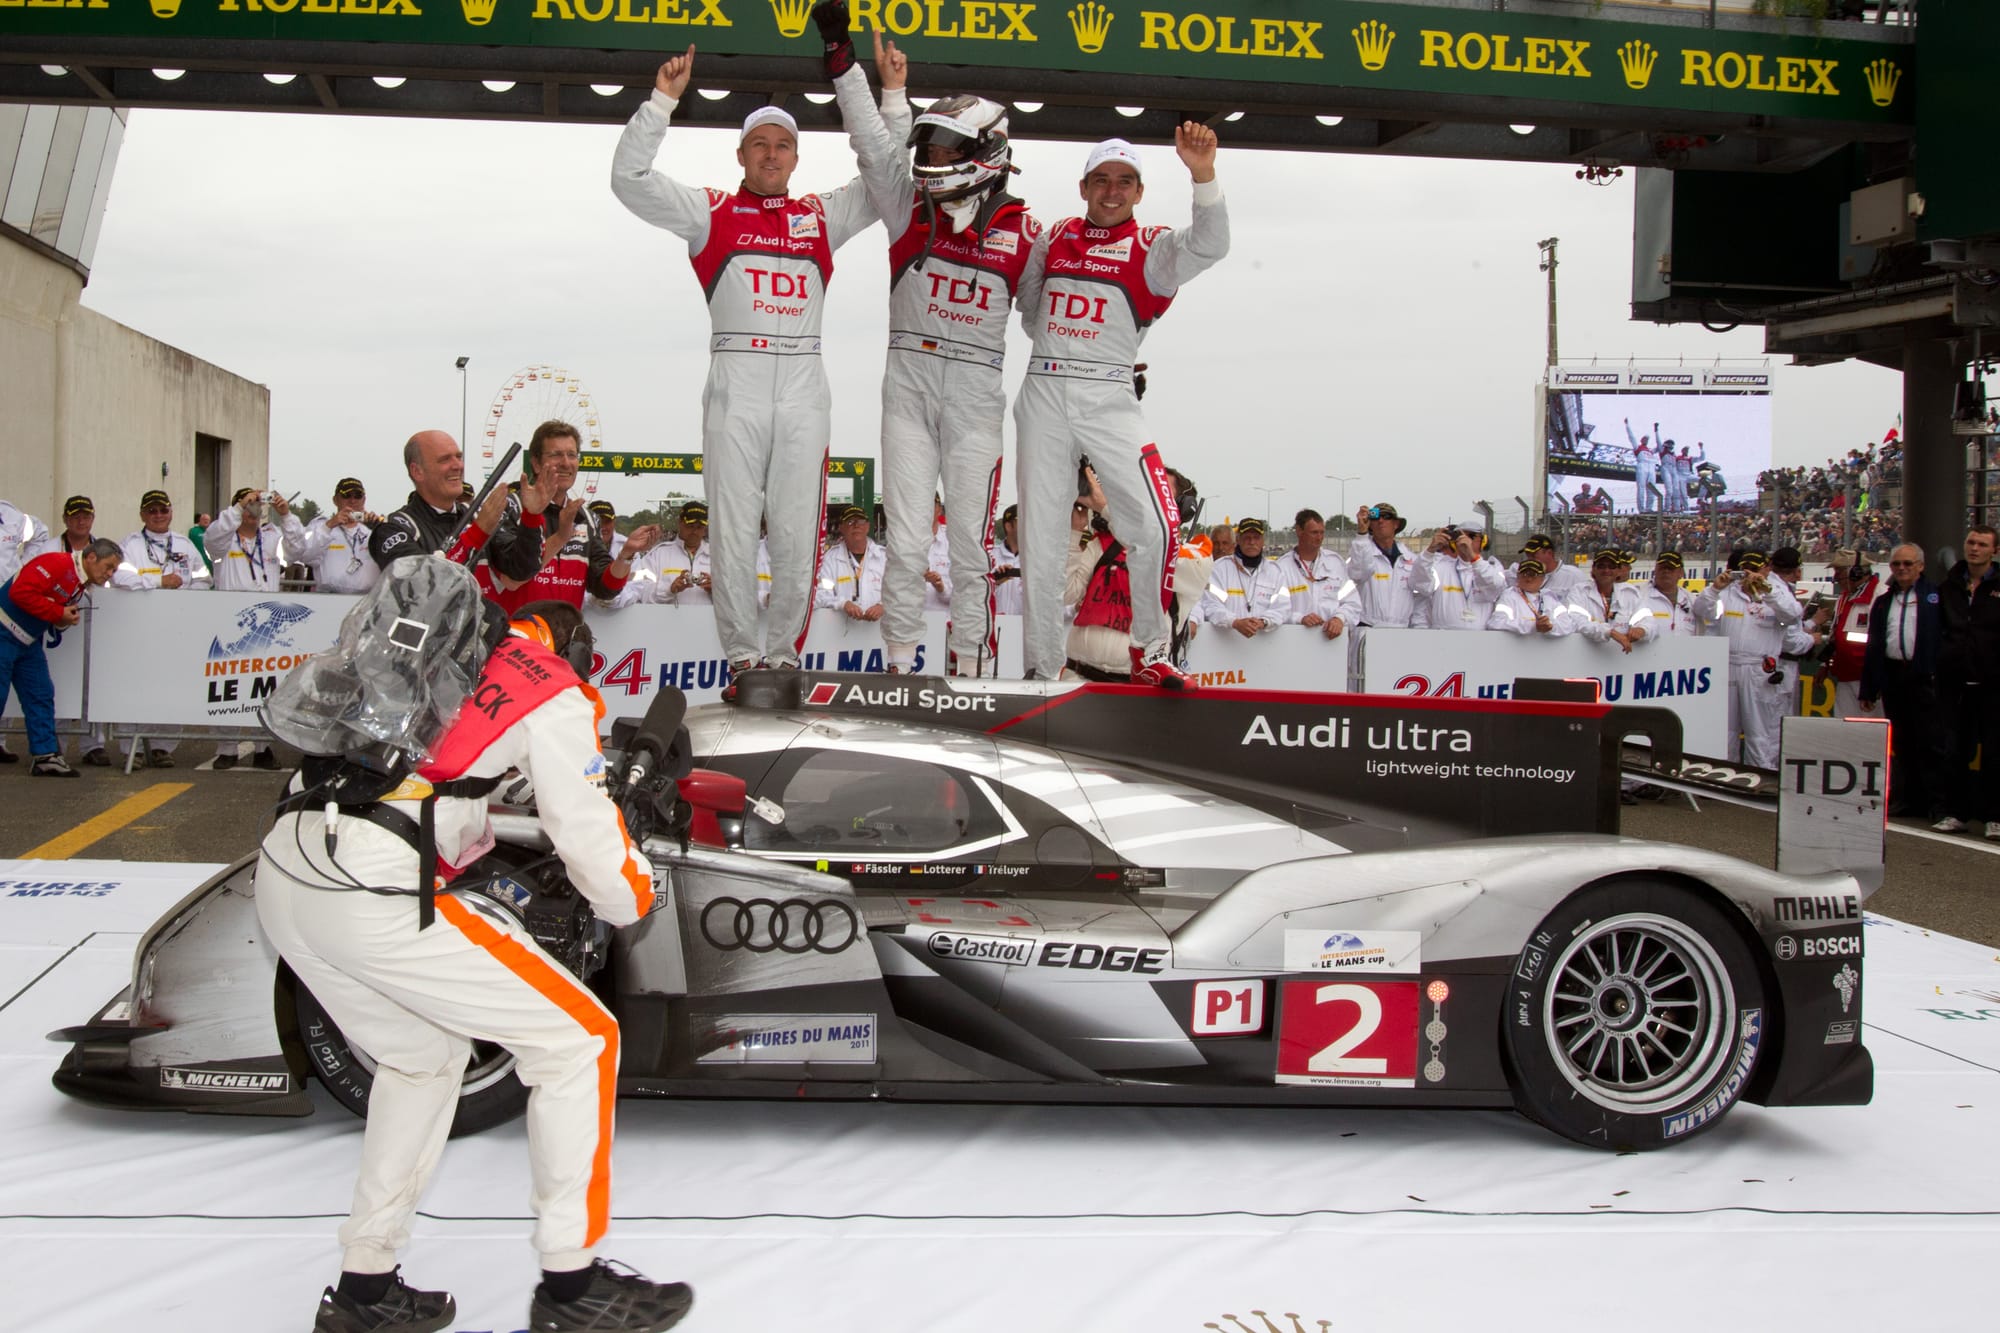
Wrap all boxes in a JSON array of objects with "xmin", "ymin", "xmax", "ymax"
[
  {"xmin": 1460, "ymin": 513, "xmax": 1487, "ymax": 534},
  {"xmin": 741, "ymin": 106, "xmax": 799, "ymax": 141},
  {"xmin": 1083, "ymin": 138, "xmax": 1143, "ymax": 178}
]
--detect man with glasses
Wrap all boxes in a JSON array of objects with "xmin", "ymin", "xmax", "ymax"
[
  {"xmin": 816, "ymin": 505, "xmax": 888, "ymax": 626},
  {"xmin": 1860, "ymin": 544, "xmax": 1945, "ymax": 828},
  {"xmin": 113, "ymin": 491, "xmax": 211, "ymax": 767},
  {"xmin": 479, "ymin": 421, "xmax": 660, "ymax": 615},
  {"xmin": 294, "ymin": 479, "xmax": 383, "ymax": 595}
]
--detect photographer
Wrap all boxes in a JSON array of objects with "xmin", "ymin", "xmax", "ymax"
[
  {"xmin": 256, "ymin": 599, "xmax": 688, "ymax": 1333},
  {"xmin": 1066, "ymin": 494, "xmax": 1134, "ymax": 681},
  {"xmin": 293, "ymin": 478, "xmax": 383, "ymax": 595},
  {"xmin": 1694, "ymin": 549, "xmax": 1802, "ymax": 767},
  {"xmin": 1416, "ymin": 514, "xmax": 1504, "ymax": 632},
  {"xmin": 206, "ymin": 487, "xmax": 303, "ymax": 593}
]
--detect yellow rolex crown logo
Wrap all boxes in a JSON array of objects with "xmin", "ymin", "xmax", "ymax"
[
  {"xmin": 460, "ymin": 0, "xmax": 497, "ymax": 24},
  {"xmin": 770, "ymin": 0, "xmax": 814, "ymax": 39},
  {"xmin": 1864, "ymin": 58, "xmax": 1901, "ymax": 107},
  {"xmin": 1617, "ymin": 39, "xmax": 1658, "ymax": 91},
  {"xmin": 148, "ymin": 0, "xmax": 181, "ymax": 15},
  {"xmin": 1202, "ymin": 1314, "xmax": 1332, "ymax": 1333},
  {"xmin": 1069, "ymin": 2, "xmax": 1115, "ymax": 56},
  {"xmin": 1351, "ymin": 19, "xmax": 1395, "ymax": 72}
]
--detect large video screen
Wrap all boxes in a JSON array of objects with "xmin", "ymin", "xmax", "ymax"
[{"xmin": 1544, "ymin": 373, "xmax": 1770, "ymax": 516}]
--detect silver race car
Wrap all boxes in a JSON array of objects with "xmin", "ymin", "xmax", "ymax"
[{"xmin": 51, "ymin": 671, "xmax": 1882, "ymax": 1151}]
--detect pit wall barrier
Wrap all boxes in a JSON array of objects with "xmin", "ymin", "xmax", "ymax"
[{"xmin": 10, "ymin": 590, "xmax": 1827, "ymax": 758}]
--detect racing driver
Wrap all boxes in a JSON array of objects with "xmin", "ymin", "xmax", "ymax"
[
  {"xmin": 256, "ymin": 601, "xmax": 687, "ymax": 1333},
  {"xmin": 1013, "ymin": 128, "xmax": 1229, "ymax": 687},
  {"xmin": 611, "ymin": 44, "xmax": 882, "ymax": 675},
  {"xmin": 819, "ymin": 3, "xmax": 1040, "ymax": 676}
]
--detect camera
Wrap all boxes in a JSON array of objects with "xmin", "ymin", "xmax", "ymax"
[{"xmin": 1762, "ymin": 655, "xmax": 1786, "ymax": 685}]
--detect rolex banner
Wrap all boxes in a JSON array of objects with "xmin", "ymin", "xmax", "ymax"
[{"xmin": 1, "ymin": 1, "xmax": 1913, "ymax": 124}]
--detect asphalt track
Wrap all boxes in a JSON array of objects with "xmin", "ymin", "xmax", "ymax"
[{"xmin": 3, "ymin": 733, "xmax": 1995, "ymax": 946}]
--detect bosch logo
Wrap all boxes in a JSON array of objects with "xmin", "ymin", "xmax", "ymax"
[{"xmin": 700, "ymin": 897, "xmax": 860, "ymax": 955}]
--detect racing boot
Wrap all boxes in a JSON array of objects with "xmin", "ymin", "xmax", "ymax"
[
  {"xmin": 1131, "ymin": 645, "xmax": 1198, "ymax": 692},
  {"xmin": 312, "ymin": 1270, "xmax": 455, "ymax": 1333},
  {"xmin": 529, "ymin": 1259, "xmax": 693, "ymax": 1333}
]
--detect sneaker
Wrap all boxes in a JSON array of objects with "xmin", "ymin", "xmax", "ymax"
[
  {"xmin": 212, "ymin": 752, "xmax": 236, "ymax": 771},
  {"xmin": 529, "ymin": 1259, "xmax": 693, "ymax": 1333},
  {"xmin": 148, "ymin": 749, "xmax": 176, "ymax": 769},
  {"xmin": 253, "ymin": 747, "xmax": 279, "ymax": 770},
  {"xmin": 312, "ymin": 1270, "xmax": 455, "ymax": 1333},
  {"xmin": 82, "ymin": 749, "xmax": 109, "ymax": 767},
  {"xmin": 30, "ymin": 753, "xmax": 78, "ymax": 778},
  {"xmin": 1932, "ymin": 816, "xmax": 1967, "ymax": 834},
  {"xmin": 1130, "ymin": 647, "xmax": 1197, "ymax": 692}
]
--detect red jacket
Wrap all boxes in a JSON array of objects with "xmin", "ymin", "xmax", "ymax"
[{"xmin": 0, "ymin": 551, "xmax": 86, "ymax": 646}]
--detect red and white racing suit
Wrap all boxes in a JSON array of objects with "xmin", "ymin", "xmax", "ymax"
[
  {"xmin": 1013, "ymin": 189, "xmax": 1229, "ymax": 677},
  {"xmin": 612, "ymin": 91, "xmax": 879, "ymax": 667},
  {"xmin": 255, "ymin": 634, "xmax": 654, "ymax": 1277},
  {"xmin": 834, "ymin": 68, "xmax": 1036, "ymax": 673}
]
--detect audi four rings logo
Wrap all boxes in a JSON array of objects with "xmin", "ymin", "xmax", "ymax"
[{"xmin": 700, "ymin": 897, "xmax": 860, "ymax": 954}]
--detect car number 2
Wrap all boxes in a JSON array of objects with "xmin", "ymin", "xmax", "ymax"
[{"xmin": 1275, "ymin": 980, "xmax": 1420, "ymax": 1088}]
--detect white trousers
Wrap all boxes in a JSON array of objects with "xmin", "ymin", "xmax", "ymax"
[{"xmin": 255, "ymin": 840, "xmax": 619, "ymax": 1273}]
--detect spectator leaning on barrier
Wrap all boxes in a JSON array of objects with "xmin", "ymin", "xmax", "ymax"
[
  {"xmin": 1275, "ymin": 508, "xmax": 1361, "ymax": 648},
  {"xmin": 0, "ymin": 496, "xmax": 56, "ymax": 765},
  {"xmin": 1570, "ymin": 547, "xmax": 1648, "ymax": 653},
  {"xmin": 1198, "ymin": 517, "xmax": 1291, "ymax": 639},
  {"xmin": 816, "ymin": 505, "xmax": 888, "ymax": 628},
  {"xmin": 207, "ymin": 487, "xmax": 302, "ymax": 593},
  {"xmin": 1416, "ymin": 514, "xmax": 1504, "ymax": 632},
  {"xmin": 1632, "ymin": 550, "xmax": 1701, "ymax": 640},
  {"xmin": 293, "ymin": 478, "xmax": 383, "ymax": 595},
  {"xmin": 480, "ymin": 422, "xmax": 660, "ymax": 615},
  {"xmin": 0, "ymin": 540, "xmax": 121, "ymax": 778},
  {"xmin": 370, "ymin": 430, "xmax": 517, "ymax": 572},
  {"xmin": 1512, "ymin": 534, "xmax": 1589, "ymax": 600},
  {"xmin": 1860, "ymin": 543, "xmax": 1944, "ymax": 823},
  {"xmin": 1933, "ymin": 525, "xmax": 2000, "ymax": 839},
  {"xmin": 1488, "ymin": 557, "xmax": 1576, "ymax": 637},
  {"xmin": 1818, "ymin": 549, "xmax": 1879, "ymax": 718},
  {"xmin": 991, "ymin": 504, "xmax": 1023, "ymax": 616},
  {"xmin": 1697, "ymin": 549, "xmax": 1803, "ymax": 769}
]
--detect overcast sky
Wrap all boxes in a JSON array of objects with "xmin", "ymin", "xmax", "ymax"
[{"xmin": 79, "ymin": 103, "xmax": 1902, "ymax": 530}]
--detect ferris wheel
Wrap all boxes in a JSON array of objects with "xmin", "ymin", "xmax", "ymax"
[{"xmin": 480, "ymin": 364, "xmax": 605, "ymax": 495}]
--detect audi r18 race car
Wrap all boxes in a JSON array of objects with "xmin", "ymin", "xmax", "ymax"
[{"xmin": 50, "ymin": 671, "xmax": 1884, "ymax": 1151}]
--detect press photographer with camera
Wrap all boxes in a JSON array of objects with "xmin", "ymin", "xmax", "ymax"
[
  {"xmin": 256, "ymin": 575, "xmax": 690, "ymax": 1333},
  {"xmin": 1415, "ymin": 514, "xmax": 1504, "ymax": 633},
  {"xmin": 1694, "ymin": 548, "xmax": 1803, "ymax": 767}
]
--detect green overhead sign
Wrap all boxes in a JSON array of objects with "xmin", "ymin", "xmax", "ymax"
[
  {"xmin": 575, "ymin": 450, "xmax": 870, "ymax": 479},
  {"xmin": 1, "ymin": 1, "xmax": 1913, "ymax": 124}
]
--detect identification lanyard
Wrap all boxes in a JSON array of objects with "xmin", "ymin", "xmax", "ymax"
[
  {"xmin": 144, "ymin": 531, "xmax": 182, "ymax": 571},
  {"xmin": 241, "ymin": 529, "xmax": 266, "ymax": 585}
]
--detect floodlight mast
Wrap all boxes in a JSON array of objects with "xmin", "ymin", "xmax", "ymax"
[{"xmin": 1537, "ymin": 237, "xmax": 1559, "ymax": 367}]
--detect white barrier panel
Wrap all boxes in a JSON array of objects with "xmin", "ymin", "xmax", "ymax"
[
  {"xmin": 82, "ymin": 589, "xmax": 986, "ymax": 726},
  {"xmin": 1184, "ymin": 624, "xmax": 1350, "ymax": 691},
  {"xmin": 1361, "ymin": 628, "xmax": 1729, "ymax": 755},
  {"xmin": 1, "ymin": 620, "xmax": 86, "ymax": 721}
]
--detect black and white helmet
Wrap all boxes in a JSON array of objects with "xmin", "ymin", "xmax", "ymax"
[{"xmin": 908, "ymin": 95, "xmax": 1013, "ymax": 202}]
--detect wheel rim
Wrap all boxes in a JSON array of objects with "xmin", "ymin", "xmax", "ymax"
[
  {"xmin": 1542, "ymin": 912, "xmax": 1737, "ymax": 1113},
  {"xmin": 345, "ymin": 1039, "xmax": 519, "ymax": 1098}
]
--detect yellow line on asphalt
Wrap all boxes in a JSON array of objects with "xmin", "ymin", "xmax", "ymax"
[{"xmin": 20, "ymin": 783, "xmax": 194, "ymax": 860}]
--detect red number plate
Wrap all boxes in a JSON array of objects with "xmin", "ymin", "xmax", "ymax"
[{"xmin": 1275, "ymin": 980, "xmax": 1420, "ymax": 1088}]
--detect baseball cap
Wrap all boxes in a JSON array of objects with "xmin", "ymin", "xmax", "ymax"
[
  {"xmin": 1000, "ymin": 503, "xmax": 1018, "ymax": 525},
  {"xmin": 679, "ymin": 501, "xmax": 709, "ymax": 524},
  {"xmin": 587, "ymin": 500, "xmax": 616, "ymax": 519},
  {"xmin": 1521, "ymin": 534, "xmax": 1555, "ymax": 552},
  {"xmin": 1083, "ymin": 138, "xmax": 1143, "ymax": 179},
  {"xmin": 1458, "ymin": 513, "xmax": 1487, "ymax": 535},
  {"xmin": 139, "ymin": 489, "xmax": 171, "ymax": 511},
  {"xmin": 1737, "ymin": 550, "xmax": 1771, "ymax": 572},
  {"xmin": 1771, "ymin": 546, "xmax": 1803, "ymax": 572},
  {"xmin": 834, "ymin": 504, "xmax": 869, "ymax": 526},
  {"xmin": 1518, "ymin": 557, "xmax": 1547, "ymax": 577},
  {"xmin": 62, "ymin": 495, "xmax": 93, "ymax": 518},
  {"xmin": 333, "ymin": 477, "xmax": 367, "ymax": 500},
  {"xmin": 1656, "ymin": 551, "xmax": 1685, "ymax": 571},
  {"xmin": 1593, "ymin": 548, "xmax": 1621, "ymax": 564},
  {"xmin": 1236, "ymin": 517, "xmax": 1267, "ymax": 535},
  {"xmin": 742, "ymin": 105, "xmax": 799, "ymax": 142}
]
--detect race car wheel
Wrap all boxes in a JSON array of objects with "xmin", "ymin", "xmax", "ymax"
[
  {"xmin": 293, "ymin": 982, "xmax": 529, "ymax": 1138},
  {"xmin": 1505, "ymin": 879, "xmax": 1767, "ymax": 1151}
]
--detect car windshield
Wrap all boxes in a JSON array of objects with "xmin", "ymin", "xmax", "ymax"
[{"xmin": 746, "ymin": 748, "xmax": 984, "ymax": 853}]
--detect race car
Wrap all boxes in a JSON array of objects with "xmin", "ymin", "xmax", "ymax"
[{"xmin": 50, "ymin": 671, "xmax": 1883, "ymax": 1151}]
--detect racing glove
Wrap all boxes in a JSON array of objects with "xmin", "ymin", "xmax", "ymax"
[{"xmin": 813, "ymin": 0, "xmax": 856, "ymax": 78}]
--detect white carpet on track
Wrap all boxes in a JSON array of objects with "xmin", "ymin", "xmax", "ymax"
[{"xmin": 1, "ymin": 860, "xmax": 1993, "ymax": 1333}]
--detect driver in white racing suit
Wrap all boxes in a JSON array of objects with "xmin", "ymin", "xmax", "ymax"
[
  {"xmin": 612, "ymin": 44, "xmax": 881, "ymax": 672},
  {"xmin": 823, "ymin": 6, "xmax": 1039, "ymax": 675},
  {"xmin": 255, "ymin": 601, "xmax": 686, "ymax": 1333},
  {"xmin": 1014, "ymin": 130, "xmax": 1229, "ymax": 687}
]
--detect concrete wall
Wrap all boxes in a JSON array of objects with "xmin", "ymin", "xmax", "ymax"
[{"xmin": 0, "ymin": 236, "xmax": 269, "ymax": 533}]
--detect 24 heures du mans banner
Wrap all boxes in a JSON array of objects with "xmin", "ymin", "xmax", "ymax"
[{"xmin": 2, "ymin": 1, "xmax": 1911, "ymax": 124}]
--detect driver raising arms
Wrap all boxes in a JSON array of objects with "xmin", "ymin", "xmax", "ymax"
[
  {"xmin": 818, "ymin": 1, "xmax": 1041, "ymax": 676},
  {"xmin": 1012, "ymin": 126, "xmax": 1230, "ymax": 688},
  {"xmin": 611, "ymin": 43, "xmax": 882, "ymax": 675}
]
